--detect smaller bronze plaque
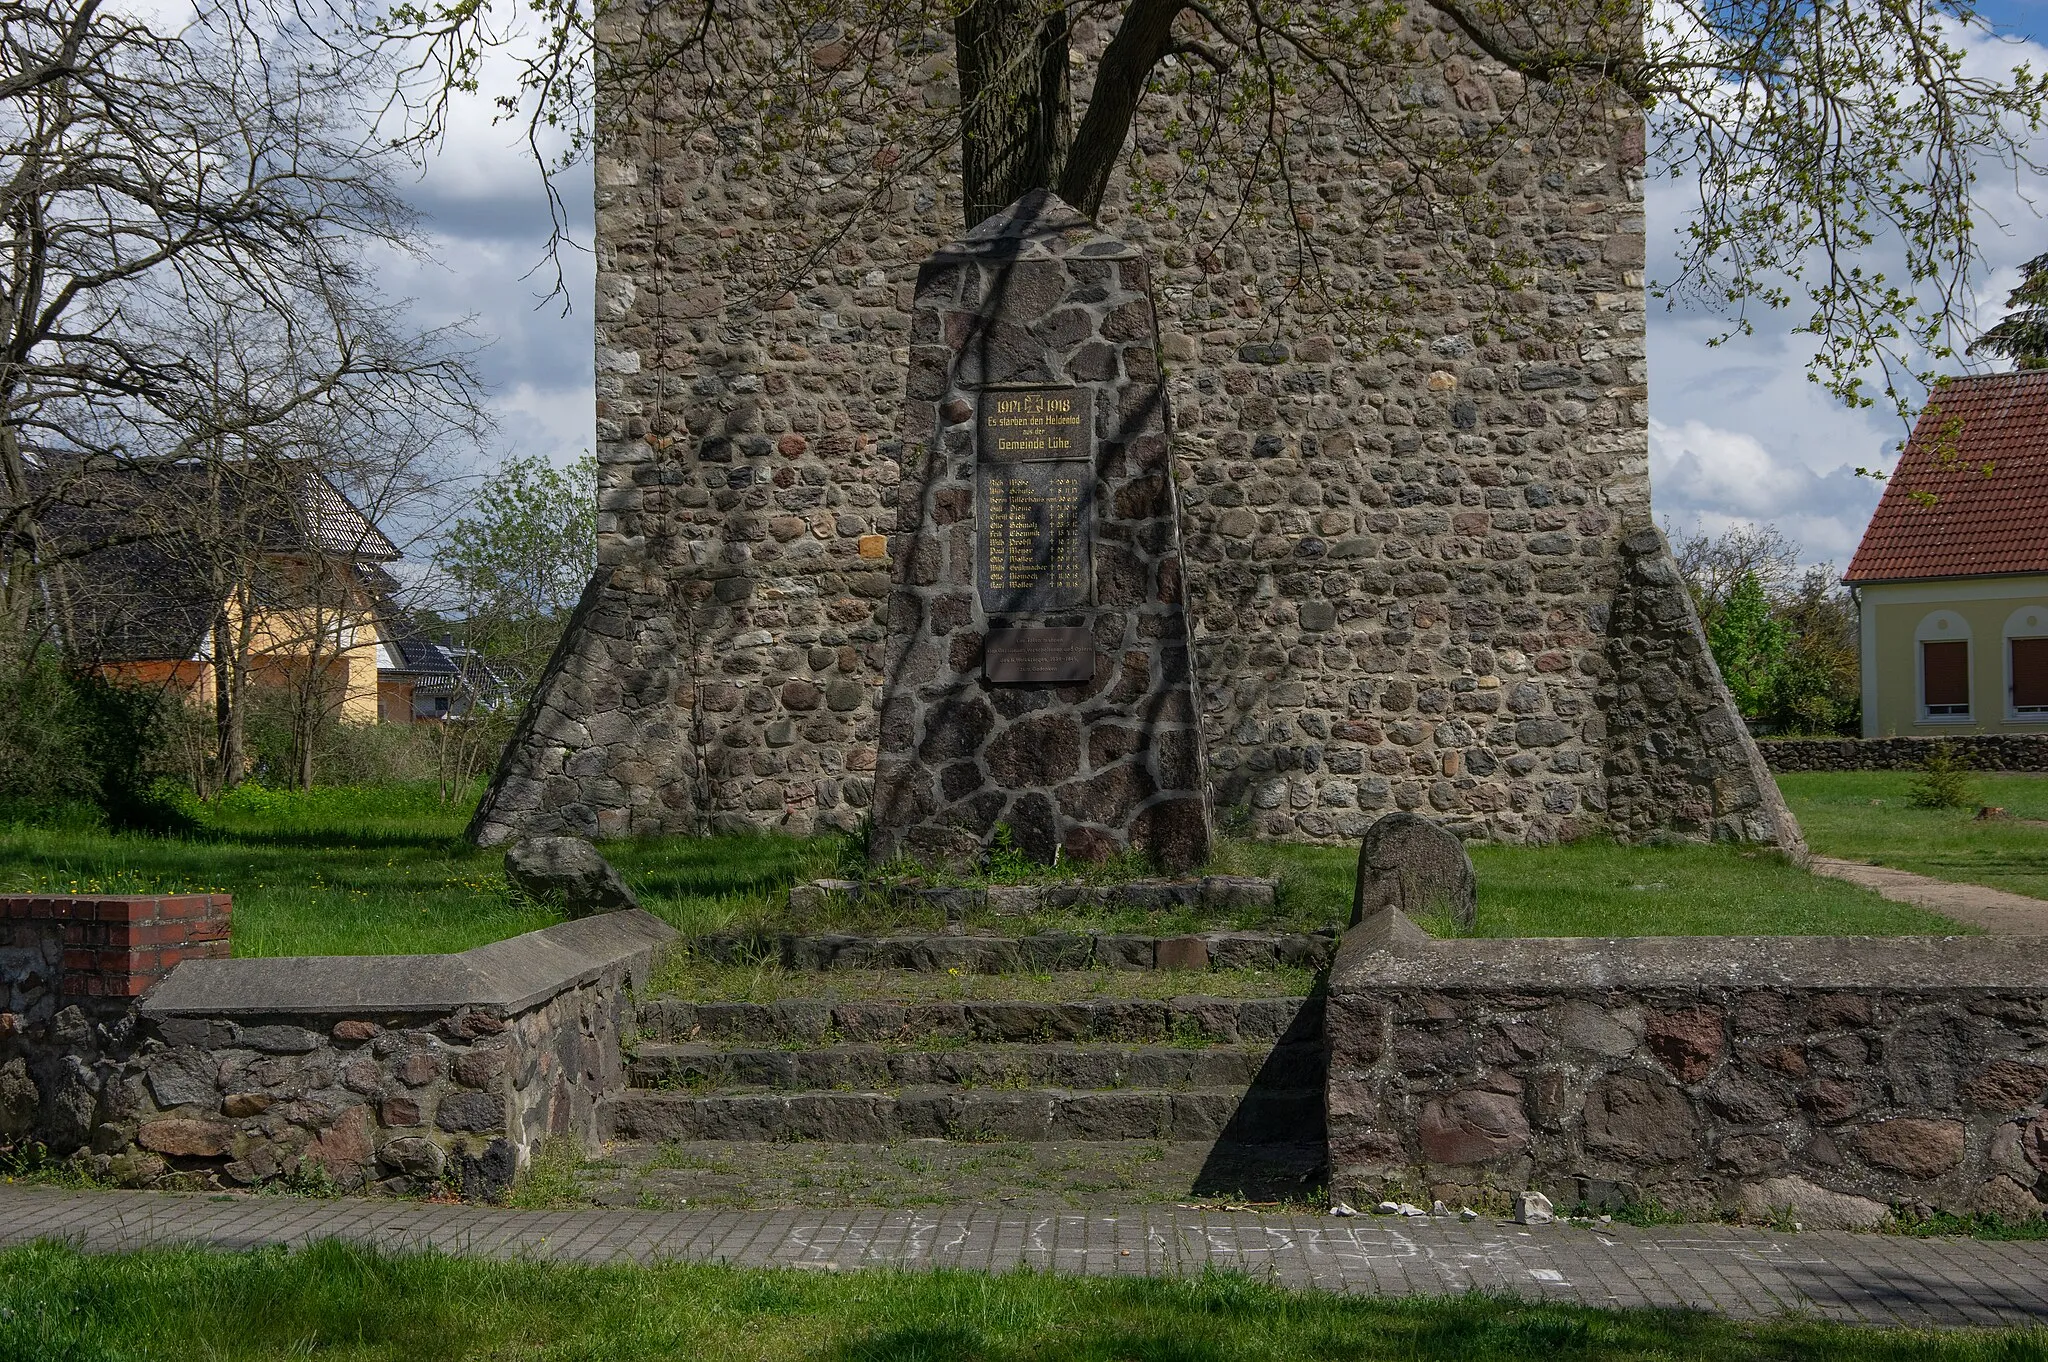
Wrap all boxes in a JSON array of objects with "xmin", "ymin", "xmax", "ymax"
[{"xmin": 983, "ymin": 627, "xmax": 1095, "ymax": 684}]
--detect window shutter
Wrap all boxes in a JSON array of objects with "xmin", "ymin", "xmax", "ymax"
[
  {"xmin": 1923, "ymin": 640, "xmax": 1969, "ymax": 709},
  {"xmin": 2013, "ymin": 638, "xmax": 2048, "ymax": 710}
]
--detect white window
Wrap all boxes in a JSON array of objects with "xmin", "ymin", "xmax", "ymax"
[
  {"xmin": 1915, "ymin": 611, "xmax": 1972, "ymax": 722},
  {"xmin": 2005, "ymin": 607, "xmax": 2048, "ymax": 719}
]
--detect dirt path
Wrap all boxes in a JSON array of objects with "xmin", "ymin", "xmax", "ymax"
[{"xmin": 1809, "ymin": 856, "xmax": 2048, "ymax": 934}]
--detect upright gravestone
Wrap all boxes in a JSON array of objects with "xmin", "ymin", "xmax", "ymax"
[
  {"xmin": 1350, "ymin": 811, "xmax": 1476, "ymax": 930},
  {"xmin": 869, "ymin": 191, "xmax": 1211, "ymax": 873}
]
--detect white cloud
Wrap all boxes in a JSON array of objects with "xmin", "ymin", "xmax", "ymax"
[
  {"xmin": 1650, "ymin": 418, "xmax": 1881, "ymax": 565},
  {"xmin": 383, "ymin": 47, "xmax": 594, "ymax": 480}
]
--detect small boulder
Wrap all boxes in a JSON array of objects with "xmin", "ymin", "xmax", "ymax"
[
  {"xmin": 1856, "ymin": 1117, "xmax": 1966, "ymax": 1180},
  {"xmin": 505, "ymin": 836, "xmax": 639, "ymax": 917},
  {"xmin": 1736, "ymin": 1175, "xmax": 1890, "ymax": 1230},
  {"xmin": 137, "ymin": 1118, "xmax": 233, "ymax": 1157},
  {"xmin": 1351, "ymin": 812, "xmax": 1475, "ymax": 929},
  {"xmin": 1972, "ymin": 1175, "xmax": 2046, "ymax": 1224},
  {"xmin": 0, "ymin": 1057, "xmax": 37, "ymax": 1139},
  {"xmin": 1512, "ymin": 1190, "xmax": 1555, "ymax": 1225},
  {"xmin": 378, "ymin": 1135, "xmax": 447, "ymax": 1180}
]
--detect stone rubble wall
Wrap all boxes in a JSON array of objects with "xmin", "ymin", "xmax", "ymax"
[
  {"xmin": 467, "ymin": 7, "xmax": 1807, "ymax": 854},
  {"xmin": 1760, "ymin": 735, "xmax": 2048, "ymax": 774},
  {"xmin": 1602, "ymin": 530, "xmax": 1807, "ymax": 850},
  {"xmin": 1326, "ymin": 917, "xmax": 2048, "ymax": 1223},
  {"xmin": 0, "ymin": 910, "xmax": 673, "ymax": 1200}
]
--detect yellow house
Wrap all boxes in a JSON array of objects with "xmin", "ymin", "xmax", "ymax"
[
  {"xmin": 1846, "ymin": 371, "xmax": 2048, "ymax": 736},
  {"xmin": 38, "ymin": 459, "xmax": 454, "ymax": 726}
]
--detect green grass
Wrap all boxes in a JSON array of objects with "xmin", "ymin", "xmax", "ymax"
[
  {"xmin": 1780, "ymin": 770, "xmax": 2048, "ymax": 901},
  {"xmin": 1219, "ymin": 837, "xmax": 1959, "ymax": 938},
  {"xmin": 0, "ymin": 783, "xmax": 833, "ymax": 957},
  {"xmin": 3, "ymin": 1238, "xmax": 2042, "ymax": 1361},
  {"xmin": 1885, "ymin": 1210, "xmax": 2048, "ymax": 1242},
  {"xmin": 0, "ymin": 776, "xmax": 1971, "ymax": 959}
]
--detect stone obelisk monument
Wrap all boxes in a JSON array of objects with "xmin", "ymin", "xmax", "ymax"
[{"xmin": 868, "ymin": 192, "xmax": 1211, "ymax": 873}]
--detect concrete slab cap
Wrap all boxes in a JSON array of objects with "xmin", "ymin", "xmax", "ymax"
[
  {"xmin": 1330, "ymin": 909, "xmax": 2048, "ymax": 993},
  {"xmin": 141, "ymin": 910, "xmax": 678, "ymax": 1018}
]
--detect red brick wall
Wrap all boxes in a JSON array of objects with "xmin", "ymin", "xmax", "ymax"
[{"xmin": 1, "ymin": 894, "xmax": 232, "ymax": 1002}]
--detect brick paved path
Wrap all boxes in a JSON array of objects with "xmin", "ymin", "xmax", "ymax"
[{"xmin": 5, "ymin": 1187, "xmax": 2047, "ymax": 1328}]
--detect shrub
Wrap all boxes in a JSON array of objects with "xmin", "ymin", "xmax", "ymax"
[
  {"xmin": 1907, "ymin": 744, "xmax": 1976, "ymax": 809},
  {"xmin": 241, "ymin": 689, "xmax": 500, "ymax": 792},
  {"xmin": 0, "ymin": 649, "xmax": 191, "ymax": 831}
]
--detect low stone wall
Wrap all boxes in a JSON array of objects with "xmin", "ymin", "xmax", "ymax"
[
  {"xmin": 1760, "ymin": 735, "xmax": 2048, "ymax": 772},
  {"xmin": 2, "ymin": 908, "xmax": 674, "ymax": 1199},
  {"xmin": 1325, "ymin": 913, "xmax": 2048, "ymax": 1225}
]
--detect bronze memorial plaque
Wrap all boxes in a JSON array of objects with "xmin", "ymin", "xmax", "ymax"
[
  {"xmin": 983, "ymin": 626, "xmax": 1096, "ymax": 685},
  {"xmin": 977, "ymin": 461, "xmax": 1091, "ymax": 613},
  {"xmin": 977, "ymin": 386, "xmax": 1089, "ymax": 462}
]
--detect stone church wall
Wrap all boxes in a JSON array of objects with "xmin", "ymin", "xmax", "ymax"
[{"xmin": 470, "ymin": 8, "xmax": 1802, "ymax": 854}]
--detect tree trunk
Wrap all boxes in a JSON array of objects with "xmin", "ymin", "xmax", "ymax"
[
  {"xmin": 954, "ymin": 0, "xmax": 1072, "ymax": 227},
  {"xmin": 211, "ymin": 613, "xmax": 245, "ymax": 793},
  {"xmin": 1057, "ymin": 0, "xmax": 1186, "ymax": 218}
]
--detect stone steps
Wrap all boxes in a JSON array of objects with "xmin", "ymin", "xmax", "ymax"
[
  {"xmin": 632, "ymin": 995, "xmax": 1323, "ymax": 1046},
  {"xmin": 575, "ymin": 1137, "xmax": 1331, "ymax": 1211},
  {"xmin": 601, "ymin": 1085, "xmax": 1325, "ymax": 1145},
  {"xmin": 628, "ymin": 1040, "xmax": 1323, "ymax": 1093},
  {"xmin": 681, "ymin": 928, "xmax": 1334, "ymax": 974},
  {"xmin": 618, "ymin": 992, "xmax": 1326, "ymax": 1147}
]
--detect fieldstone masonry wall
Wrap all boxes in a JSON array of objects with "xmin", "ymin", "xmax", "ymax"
[
  {"xmin": 1604, "ymin": 529, "xmax": 1805, "ymax": 849},
  {"xmin": 470, "ymin": 7, "xmax": 1799, "ymax": 856},
  {"xmin": 1761, "ymin": 735, "xmax": 2048, "ymax": 773},
  {"xmin": 0, "ymin": 894, "xmax": 232, "ymax": 1152},
  {"xmin": 1326, "ymin": 916, "xmax": 2048, "ymax": 1224},
  {"xmin": 0, "ymin": 907, "xmax": 674, "ymax": 1199}
]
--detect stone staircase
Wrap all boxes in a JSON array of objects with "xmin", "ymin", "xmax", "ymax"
[{"xmin": 598, "ymin": 969, "xmax": 1328, "ymax": 1202}]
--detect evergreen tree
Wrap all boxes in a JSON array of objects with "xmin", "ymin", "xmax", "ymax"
[
  {"xmin": 1970, "ymin": 252, "xmax": 2048, "ymax": 370},
  {"xmin": 1706, "ymin": 573, "xmax": 1790, "ymax": 719}
]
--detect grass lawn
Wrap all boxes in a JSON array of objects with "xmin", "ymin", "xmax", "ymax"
[
  {"xmin": 0, "ymin": 784, "xmax": 831, "ymax": 958},
  {"xmin": 1780, "ymin": 769, "xmax": 2048, "ymax": 902},
  {"xmin": 0, "ymin": 778, "xmax": 1963, "ymax": 959},
  {"xmin": 4, "ymin": 1238, "xmax": 2041, "ymax": 1362},
  {"xmin": 1225, "ymin": 839, "xmax": 1957, "ymax": 938}
]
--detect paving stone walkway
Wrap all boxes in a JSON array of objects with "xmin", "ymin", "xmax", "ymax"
[
  {"xmin": 5, "ymin": 1185, "xmax": 2047, "ymax": 1329},
  {"xmin": 1811, "ymin": 856, "xmax": 2048, "ymax": 934}
]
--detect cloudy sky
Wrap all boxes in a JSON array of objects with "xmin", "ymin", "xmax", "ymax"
[
  {"xmin": 1647, "ymin": 1, "xmax": 2045, "ymax": 568},
  {"xmin": 384, "ymin": 4, "xmax": 2048, "ymax": 573}
]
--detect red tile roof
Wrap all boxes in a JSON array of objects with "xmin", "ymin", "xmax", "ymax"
[{"xmin": 1844, "ymin": 371, "xmax": 2048, "ymax": 583}]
